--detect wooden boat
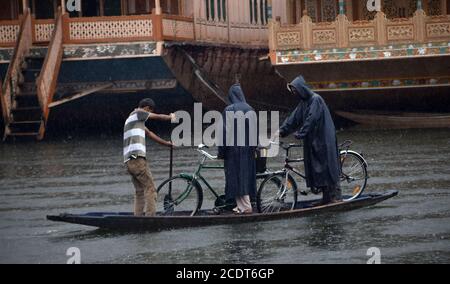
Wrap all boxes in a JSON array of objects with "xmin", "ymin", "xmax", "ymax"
[
  {"xmin": 335, "ymin": 111, "xmax": 450, "ymax": 129},
  {"xmin": 47, "ymin": 191, "xmax": 398, "ymax": 232}
]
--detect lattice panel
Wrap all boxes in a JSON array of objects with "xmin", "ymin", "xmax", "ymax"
[
  {"xmin": 0, "ymin": 24, "xmax": 19, "ymax": 44},
  {"xmin": 35, "ymin": 23, "xmax": 55, "ymax": 42},
  {"xmin": 387, "ymin": 25, "xmax": 414, "ymax": 41},
  {"xmin": 312, "ymin": 29, "xmax": 336, "ymax": 44},
  {"xmin": 69, "ymin": 19, "xmax": 153, "ymax": 41},
  {"xmin": 426, "ymin": 22, "xmax": 450, "ymax": 38},
  {"xmin": 277, "ymin": 31, "xmax": 302, "ymax": 47},
  {"xmin": 349, "ymin": 27, "xmax": 376, "ymax": 42}
]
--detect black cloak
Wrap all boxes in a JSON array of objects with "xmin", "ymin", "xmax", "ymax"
[
  {"xmin": 218, "ymin": 84, "xmax": 257, "ymax": 200},
  {"xmin": 280, "ymin": 76, "xmax": 340, "ymax": 188}
]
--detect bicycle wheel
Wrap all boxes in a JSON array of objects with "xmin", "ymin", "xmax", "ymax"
[
  {"xmin": 157, "ymin": 175, "xmax": 203, "ymax": 216},
  {"xmin": 257, "ymin": 172, "xmax": 298, "ymax": 213},
  {"xmin": 340, "ymin": 151, "xmax": 368, "ymax": 201}
]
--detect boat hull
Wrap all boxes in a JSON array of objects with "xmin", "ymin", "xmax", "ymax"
[
  {"xmin": 47, "ymin": 191, "xmax": 398, "ymax": 232},
  {"xmin": 336, "ymin": 111, "xmax": 450, "ymax": 129}
]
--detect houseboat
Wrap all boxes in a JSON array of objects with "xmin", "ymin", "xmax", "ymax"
[{"xmin": 0, "ymin": 0, "xmax": 449, "ymax": 139}]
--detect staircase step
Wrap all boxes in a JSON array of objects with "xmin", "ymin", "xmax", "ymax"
[
  {"xmin": 8, "ymin": 132, "xmax": 40, "ymax": 137},
  {"xmin": 12, "ymin": 107, "xmax": 41, "ymax": 112},
  {"xmin": 15, "ymin": 92, "xmax": 38, "ymax": 97},
  {"xmin": 10, "ymin": 121, "xmax": 41, "ymax": 125},
  {"xmin": 25, "ymin": 54, "xmax": 45, "ymax": 59},
  {"xmin": 23, "ymin": 70, "xmax": 41, "ymax": 83}
]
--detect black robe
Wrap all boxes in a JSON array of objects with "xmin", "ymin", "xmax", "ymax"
[
  {"xmin": 218, "ymin": 84, "xmax": 257, "ymax": 200},
  {"xmin": 280, "ymin": 76, "xmax": 340, "ymax": 189}
]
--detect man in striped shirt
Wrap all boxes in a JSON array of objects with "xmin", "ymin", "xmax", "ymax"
[{"xmin": 124, "ymin": 98, "xmax": 175, "ymax": 217}]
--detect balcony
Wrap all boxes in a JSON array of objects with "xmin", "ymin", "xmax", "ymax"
[{"xmin": 269, "ymin": 9, "xmax": 450, "ymax": 65}]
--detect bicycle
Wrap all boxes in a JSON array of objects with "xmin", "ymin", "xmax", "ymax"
[
  {"xmin": 157, "ymin": 144, "xmax": 270, "ymax": 216},
  {"xmin": 257, "ymin": 141, "xmax": 368, "ymax": 213}
]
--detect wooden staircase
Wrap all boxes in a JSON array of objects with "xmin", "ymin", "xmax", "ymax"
[
  {"xmin": 8, "ymin": 55, "xmax": 45, "ymax": 138},
  {"xmin": 1, "ymin": 8, "xmax": 63, "ymax": 141}
]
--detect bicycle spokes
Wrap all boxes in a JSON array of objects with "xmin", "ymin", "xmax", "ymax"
[{"xmin": 340, "ymin": 152, "xmax": 367, "ymax": 201}]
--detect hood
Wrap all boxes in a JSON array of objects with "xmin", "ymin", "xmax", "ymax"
[
  {"xmin": 228, "ymin": 84, "xmax": 247, "ymax": 104},
  {"xmin": 288, "ymin": 76, "xmax": 314, "ymax": 101}
]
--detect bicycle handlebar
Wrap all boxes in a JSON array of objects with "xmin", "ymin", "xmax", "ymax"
[
  {"xmin": 197, "ymin": 144, "xmax": 218, "ymax": 160},
  {"xmin": 269, "ymin": 141, "xmax": 303, "ymax": 150}
]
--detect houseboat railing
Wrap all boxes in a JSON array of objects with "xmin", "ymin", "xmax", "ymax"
[
  {"xmin": 162, "ymin": 14, "xmax": 195, "ymax": 41},
  {"xmin": 32, "ymin": 18, "xmax": 55, "ymax": 44},
  {"xmin": 195, "ymin": 17, "xmax": 268, "ymax": 46},
  {"xmin": 1, "ymin": 9, "xmax": 32, "ymax": 132},
  {"xmin": 269, "ymin": 9, "xmax": 450, "ymax": 52},
  {"xmin": 36, "ymin": 8, "xmax": 64, "ymax": 140},
  {"xmin": 0, "ymin": 19, "xmax": 20, "ymax": 47},
  {"xmin": 62, "ymin": 14, "xmax": 157, "ymax": 44}
]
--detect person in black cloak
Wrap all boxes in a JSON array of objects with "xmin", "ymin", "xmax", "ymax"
[
  {"xmin": 218, "ymin": 84, "xmax": 257, "ymax": 214},
  {"xmin": 278, "ymin": 75, "xmax": 342, "ymax": 205}
]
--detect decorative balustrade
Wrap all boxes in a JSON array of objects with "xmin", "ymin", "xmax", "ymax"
[
  {"xmin": 33, "ymin": 19, "xmax": 55, "ymax": 43},
  {"xmin": 195, "ymin": 18, "xmax": 268, "ymax": 46},
  {"xmin": 270, "ymin": 10, "xmax": 450, "ymax": 51},
  {"xmin": 0, "ymin": 20, "xmax": 20, "ymax": 46},
  {"xmin": 64, "ymin": 15, "xmax": 155, "ymax": 44},
  {"xmin": 162, "ymin": 15, "xmax": 195, "ymax": 41}
]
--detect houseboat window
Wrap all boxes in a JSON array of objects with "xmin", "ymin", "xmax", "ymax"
[
  {"xmin": 254, "ymin": 0, "xmax": 258, "ymax": 23},
  {"xmin": 0, "ymin": 0, "xmax": 20, "ymax": 20},
  {"xmin": 33, "ymin": 0, "xmax": 56, "ymax": 19},
  {"xmin": 222, "ymin": 0, "xmax": 227, "ymax": 21},
  {"xmin": 103, "ymin": 0, "xmax": 122, "ymax": 16},
  {"xmin": 217, "ymin": 0, "xmax": 221, "ymax": 20},
  {"xmin": 206, "ymin": 0, "xmax": 210, "ymax": 19},
  {"xmin": 161, "ymin": 0, "xmax": 179, "ymax": 15},
  {"xmin": 250, "ymin": 0, "xmax": 268, "ymax": 24},
  {"xmin": 249, "ymin": 0, "xmax": 253, "ymax": 23},
  {"xmin": 126, "ymin": 0, "xmax": 150, "ymax": 15},
  {"xmin": 82, "ymin": 0, "xmax": 101, "ymax": 17},
  {"xmin": 260, "ymin": 0, "xmax": 264, "ymax": 23},
  {"xmin": 210, "ymin": 0, "xmax": 215, "ymax": 19}
]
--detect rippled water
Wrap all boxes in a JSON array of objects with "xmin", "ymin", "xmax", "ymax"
[{"xmin": 0, "ymin": 128, "xmax": 449, "ymax": 264}]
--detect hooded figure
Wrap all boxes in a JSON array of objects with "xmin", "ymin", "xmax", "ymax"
[
  {"xmin": 279, "ymin": 76, "xmax": 342, "ymax": 204},
  {"xmin": 218, "ymin": 84, "xmax": 257, "ymax": 214}
]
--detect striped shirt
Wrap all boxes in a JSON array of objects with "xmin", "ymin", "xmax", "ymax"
[{"xmin": 123, "ymin": 109, "xmax": 150, "ymax": 163}]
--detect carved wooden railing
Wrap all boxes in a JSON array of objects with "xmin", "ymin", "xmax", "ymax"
[
  {"xmin": 1, "ymin": 9, "xmax": 32, "ymax": 130},
  {"xmin": 36, "ymin": 9, "xmax": 64, "ymax": 140},
  {"xmin": 162, "ymin": 14, "xmax": 195, "ymax": 41},
  {"xmin": 0, "ymin": 19, "xmax": 20, "ymax": 47},
  {"xmin": 195, "ymin": 17, "xmax": 268, "ymax": 46},
  {"xmin": 63, "ymin": 14, "xmax": 155, "ymax": 44},
  {"xmin": 269, "ymin": 9, "xmax": 450, "ymax": 51},
  {"xmin": 32, "ymin": 18, "xmax": 56, "ymax": 43}
]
